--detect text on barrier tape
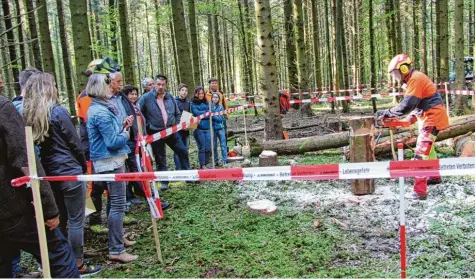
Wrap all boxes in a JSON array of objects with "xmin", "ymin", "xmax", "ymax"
[{"xmin": 11, "ymin": 157, "xmax": 475, "ymax": 186}]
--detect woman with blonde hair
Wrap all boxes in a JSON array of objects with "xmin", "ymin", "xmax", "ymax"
[
  {"xmin": 22, "ymin": 72, "xmax": 102, "ymax": 276},
  {"xmin": 85, "ymin": 73, "xmax": 137, "ymax": 263}
]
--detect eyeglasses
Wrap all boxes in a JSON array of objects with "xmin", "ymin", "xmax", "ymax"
[{"xmin": 105, "ymin": 77, "xmax": 111, "ymax": 85}]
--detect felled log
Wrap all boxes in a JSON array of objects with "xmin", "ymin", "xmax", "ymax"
[
  {"xmin": 374, "ymin": 117, "xmax": 475, "ymax": 154},
  {"xmin": 249, "ymin": 115, "xmax": 475, "ymax": 156},
  {"xmin": 349, "ymin": 117, "xmax": 375, "ymax": 195},
  {"xmin": 453, "ymin": 133, "xmax": 475, "ymax": 157}
]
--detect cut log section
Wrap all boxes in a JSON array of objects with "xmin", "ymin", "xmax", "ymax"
[
  {"xmin": 259, "ymin": 150, "xmax": 278, "ymax": 166},
  {"xmin": 249, "ymin": 115, "xmax": 475, "ymax": 156},
  {"xmin": 349, "ymin": 117, "xmax": 375, "ymax": 195},
  {"xmin": 453, "ymin": 133, "xmax": 474, "ymax": 157}
]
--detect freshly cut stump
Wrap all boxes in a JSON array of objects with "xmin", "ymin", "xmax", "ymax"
[
  {"xmin": 259, "ymin": 150, "xmax": 278, "ymax": 167},
  {"xmin": 247, "ymin": 199, "xmax": 277, "ymax": 215},
  {"xmin": 454, "ymin": 133, "xmax": 475, "ymax": 157}
]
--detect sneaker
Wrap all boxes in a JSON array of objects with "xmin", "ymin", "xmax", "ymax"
[
  {"xmin": 109, "ymin": 252, "xmax": 138, "ymax": 263},
  {"xmin": 78, "ymin": 263, "xmax": 102, "ymax": 277},
  {"xmin": 90, "ymin": 224, "xmax": 108, "ymax": 235},
  {"xmin": 161, "ymin": 201, "xmax": 171, "ymax": 210},
  {"xmin": 201, "ymin": 165, "xmax": 209, "ymax": 169},
  {"xmin": 123, "ymin": 216, "xmax": 138, "ymax": 225},
  {"xmin": 427, "ymin": 177, "xmax": 443, "ymax": 185},
  {"xmin": 160, "ymin": 184, "xmax": 169, "ymax": 191},
  {"xmin": 123, "ymin": 238, "xmax": 136, "ymax": 247}
]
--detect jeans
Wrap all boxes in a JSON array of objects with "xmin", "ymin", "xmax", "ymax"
[
  {"xmin": 0, "ymin": 214, "xmax": 80, "ymax": 278},
  {"xmin": 174, "ymin": 130, "xmax": 190, "ymax": 170},
  {"xmin": 52, "ymin": 181, "xmax": 86, "ymax": 261},
  {"xmin": 125, "ymin": 153, "xmax": 145, "ymax": 201},
  {"xmin": 213, "ymin": 128, "xmax": 228, "ymax": 164},
  {"xmin": 193, "ymin": 128, "xmax": 211, "ymax": 167},
  {"xmin": 150, "ymin": 133, "xmax": 191, "ymax": 187}
]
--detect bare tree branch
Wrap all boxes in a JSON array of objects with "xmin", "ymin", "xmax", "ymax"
[
  {"xmin": 0, "ymin": 5, "xmax": 43, "ymax": 20},
  {"xmin": 0, "ymin": 38, "xmax": 38, "ymax": 49},
  {"xmin": 0, "ymin": 21, "xmax": 23, "ymax": 38},
  {"xmin": 1, "ymin": 55, "xmax": 24, "ymax": 69}
]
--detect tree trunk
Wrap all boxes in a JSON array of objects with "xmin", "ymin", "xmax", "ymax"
[
  {"xmin": 353, "ymin": 0, "xmax": 360, "ymax": 88},
  {"xmin": 237, "ymin": 0, "xmax": 252, "ymax": 93},
  {"xmin": 435, "ymin": 0, "xmax": 440, "ymax": 81},
  {"xmin": 144, "ymin": 1, "xmax": 154, "ymax": 77},
  {"xmin": 109, "ymin": 0, "xmax": 118, "ymax": 55},
  {"xmin": 154, "ymin": 0, "xmax": 164, "ymax": 74},
  {"xmin": 438, "ymin": 0, "xmax": 449, "ymax": 84},
  {"xmin": 369, "ymin": 0, "xmax": 377, "ymax": 112},
  {"xmin": 331, "ymin": 0, "xmax": 339, "ymax": 113},
  {"xmin": 336, "ymin": 0, "xmax": 349, "ymax": 112},
  {"xmin": 2, "ymin": 0, "xmax": 20, "ymax": 95},
  {"xmin": 36, "ymin": 0, "xmax": 55, "ymax": 73},
  {"xmin": 324, "ymin": 0, "xmax": 334, "ymax": 112},
  {"xmin": 250, "ymin": 116, "xmax": 475, "ymax": 156},
  {"xmin": 70, "ymin": 0, "xmax": 93, "ymax": 92},
  {"xmin": 430, "ymin": 1, "xmax": 436, "ymax": 80},
  {"xmin": 421, "ymin": 0, "xmax": 427, "ymax": 74},
  {"xmin": 254, "ymin": 0, "xmax": 283, "ymax": 140},
  {"xmin": 284, "ymin": 0, "xmax": 298, "ymax": 93},
  {"xmin": 213, "ymin": 1, "xmax": 224, "ymax": 91},
  {"xmin": 310, "ymin": 0, "xmax": 321, "ymax": 91},
  {"xmin": 171, "ymin": 0, "xmax": 194, "ymax": 89},
  {"xmin": 117, "ymin": 0, "xmax": 133, "ymax": 85},
  {"xmin": 412, "ymin": 0, "xmax": 420, "ymax": 69},
  {"xmin": 469, "ymin": 0, "xmax": 474, "ymax": 56},
  {"xmin": 393, "ymin": 0, "xmax": 402, "ymax": 53},
  {"xmin": 349, "ymin": 117, "xmax": 375, "ymax": 195},
  {"xmin": 385, "ymin": 0, "xmax": 394, "ymax": 57},
  {"xmin": 244, "ymin": 1, "xmax": 256, "ymax": 94},
  {"xmin": 454, "ymin": 0, "xmax": 467, "ymax": 113},
  {"xmin": 169, "ymin": 18, "xmax": 180, "ymax": 87},
  {"xmin": 13, "ymin": 0, "xmax": 26, "ymax": 69},
  {"xmin": 188, "ymin": 0, "xmax": 200, "ymax": 86},
  {"xmin": 57, "ymin": 0, "xmax": 76, "ymax": 114},
  {"xmin": 293, "ymin": 0, "xmax": 308, "ymax": 94},
  {"xmin": 25, "ymin": 0, "xmax": 42, "ymax": 69}
]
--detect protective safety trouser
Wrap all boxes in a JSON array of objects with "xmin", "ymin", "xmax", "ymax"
[{"xmin": 413, "ymin": 126, "xmax": 438, "ymax": 195}]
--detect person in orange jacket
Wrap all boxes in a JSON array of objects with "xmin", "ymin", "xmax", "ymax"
[
  {"xmin": 375, "ymin": 54, "xmax": 449, "ymax": 200},
  {"xmin": 279, "ymin": 89, "xmax": 290, "ymax": 116}
]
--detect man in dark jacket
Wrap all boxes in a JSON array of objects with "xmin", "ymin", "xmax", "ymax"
[
  {"xmin": 0, "ymin": 92, "xmax": 80, "ymax": 278},
  {"xmin": 138, "ymin": 74, "xmax": 191, "ymax": 190}
]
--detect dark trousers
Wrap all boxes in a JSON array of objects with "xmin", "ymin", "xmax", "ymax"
[
  {"xmin": 0, "ymin": 214, "xmax": 80, "ymax": 278},
  {"xmin": 173, "ymin": 130, "xmax": 190, "ymax": 170},
  {"xmin": 150, "ymin": 133, "xmax": 191, "ymax": 187},
  {"xmin": 125, "ymin": 153, "xmax": 145, "ymax": 201},
  {"xmin": 193, "ymin": 128, "xmax": 211, "ymax": 167}
]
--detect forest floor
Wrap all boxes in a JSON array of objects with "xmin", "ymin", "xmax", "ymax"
[
  {"xmin": 76, "ymin": 146, "xmax": 474, "ymax": 278},
  {"xmin": 17, "ymin": 98, "xmax": 475, "ymax": 278}
]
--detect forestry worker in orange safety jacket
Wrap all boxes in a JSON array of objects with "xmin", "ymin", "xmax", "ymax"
[{"xmin": 375, "ymin": 53, "xmax": 449, "ymax": 200}]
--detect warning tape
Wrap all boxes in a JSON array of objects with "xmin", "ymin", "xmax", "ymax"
[
  {"xmin": 11, "ymin": 157, "xmax": 475, "ymax": 186},
  {"xmin": 437, "ymin": 89, "xmax": 475, "ymax": 96},
  {"xmin": 143, "ymin": 103, "xmax": 261, "ymax": 144}
]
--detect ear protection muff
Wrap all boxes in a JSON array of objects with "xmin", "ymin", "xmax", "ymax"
[{"xmin": 399, "ymin": 64, "xmax": 409, "ymax": 75}]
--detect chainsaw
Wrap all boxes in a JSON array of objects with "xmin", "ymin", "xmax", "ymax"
[{"xmin": 375, "ymin": 117, "xmax": 411, "ymax": 160}]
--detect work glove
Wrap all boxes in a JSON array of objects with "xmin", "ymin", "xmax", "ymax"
[{"xmin": 374, "ymin": 109, "xmax": 390, "ymax": 120}]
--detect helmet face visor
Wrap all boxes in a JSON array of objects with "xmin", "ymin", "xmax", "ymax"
[{"xmin": 389, "ymin": 69, "xmax": 402, "ymax": 81}]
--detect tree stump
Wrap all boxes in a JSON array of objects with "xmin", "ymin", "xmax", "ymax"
[
  {"xmin": 259, "ymin": 150, "xmax": 278, "ymax": 167},
  {"xmin": 349, "ymin": 116, "xmax": 376, "ymax": 195}
]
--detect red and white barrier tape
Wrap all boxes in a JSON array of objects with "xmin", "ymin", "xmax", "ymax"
[
  {"xmin": 288, "ymin": 92, "xmax": 405, "ymax": 104},
  {"xmin": 437, "ymin": 89, "xmax": 475, "ymax": 96},
  {"xmin": 11, "ymin": 157, "xmax": 475, "ymax": 186},
  {"xmin": 143, "ymin": 103, "xmax": 260, "ymax": 144}
]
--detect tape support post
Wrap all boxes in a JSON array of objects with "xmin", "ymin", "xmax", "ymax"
[{"xmin": 11, "ymin": 157, "xmax": 475, "ymax": 186}]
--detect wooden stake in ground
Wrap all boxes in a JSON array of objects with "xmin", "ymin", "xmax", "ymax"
[
  {"xmin": 348, "ymin": 117, "xmax": 375, "ymax": 195},
  {"xmin": 25, "ymin": 126, "xmax": 51, "ymax": 278},
  {"xmin": 136, "ymin": 118, "xmax": 163, "ymax": 263},
  {"xmin": 445, "ymin": 82, "xmax": 450, "ymax": 118},
  {"xmin": 209, "ymin": 100, "xmax": 215, "ymax": 168}
]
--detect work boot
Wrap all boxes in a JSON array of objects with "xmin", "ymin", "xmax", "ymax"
[
  {"xmin": 427, "ymin": 177, "xmax": 443, "ymax": 185},
  {"xmin": 411, "ymin": 192, "xmax": 427, "ymax": 200},
  {"xmin": 161, "ymin": 201, "xmax": 171, "ymax": 210}
]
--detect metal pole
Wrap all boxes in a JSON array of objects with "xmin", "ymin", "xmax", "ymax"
[
  {"xmin": 209, "ymin": 100, "xmax": 215, "ymax": 168},
  {"xmin": 445, "ymin": 82, "xmax": 450, "ymax": 118},
  {"xmin": 398, "ymin": 142, "xmax": 406, "ymax": 279}
]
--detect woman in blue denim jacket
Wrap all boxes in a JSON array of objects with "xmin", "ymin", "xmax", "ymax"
[
  {"xmin": 22, "ymin": 72, "xmax": 102, "ymax": 276},
  {"xmin": 86, "ymin": 74, "xmax": 138, "ymax": 263},
  {"xmin": 191, "ymin": 86, "xmax": 212, "ymax": 169},
  {"xmin": 211, "ymin": 92, "xmax": 228, "ymax": 165}
]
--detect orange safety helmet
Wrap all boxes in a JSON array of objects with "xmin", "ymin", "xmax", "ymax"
[{"xmin": 388, "ymin": 54, "xmax": 413, "ymax": 77}]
